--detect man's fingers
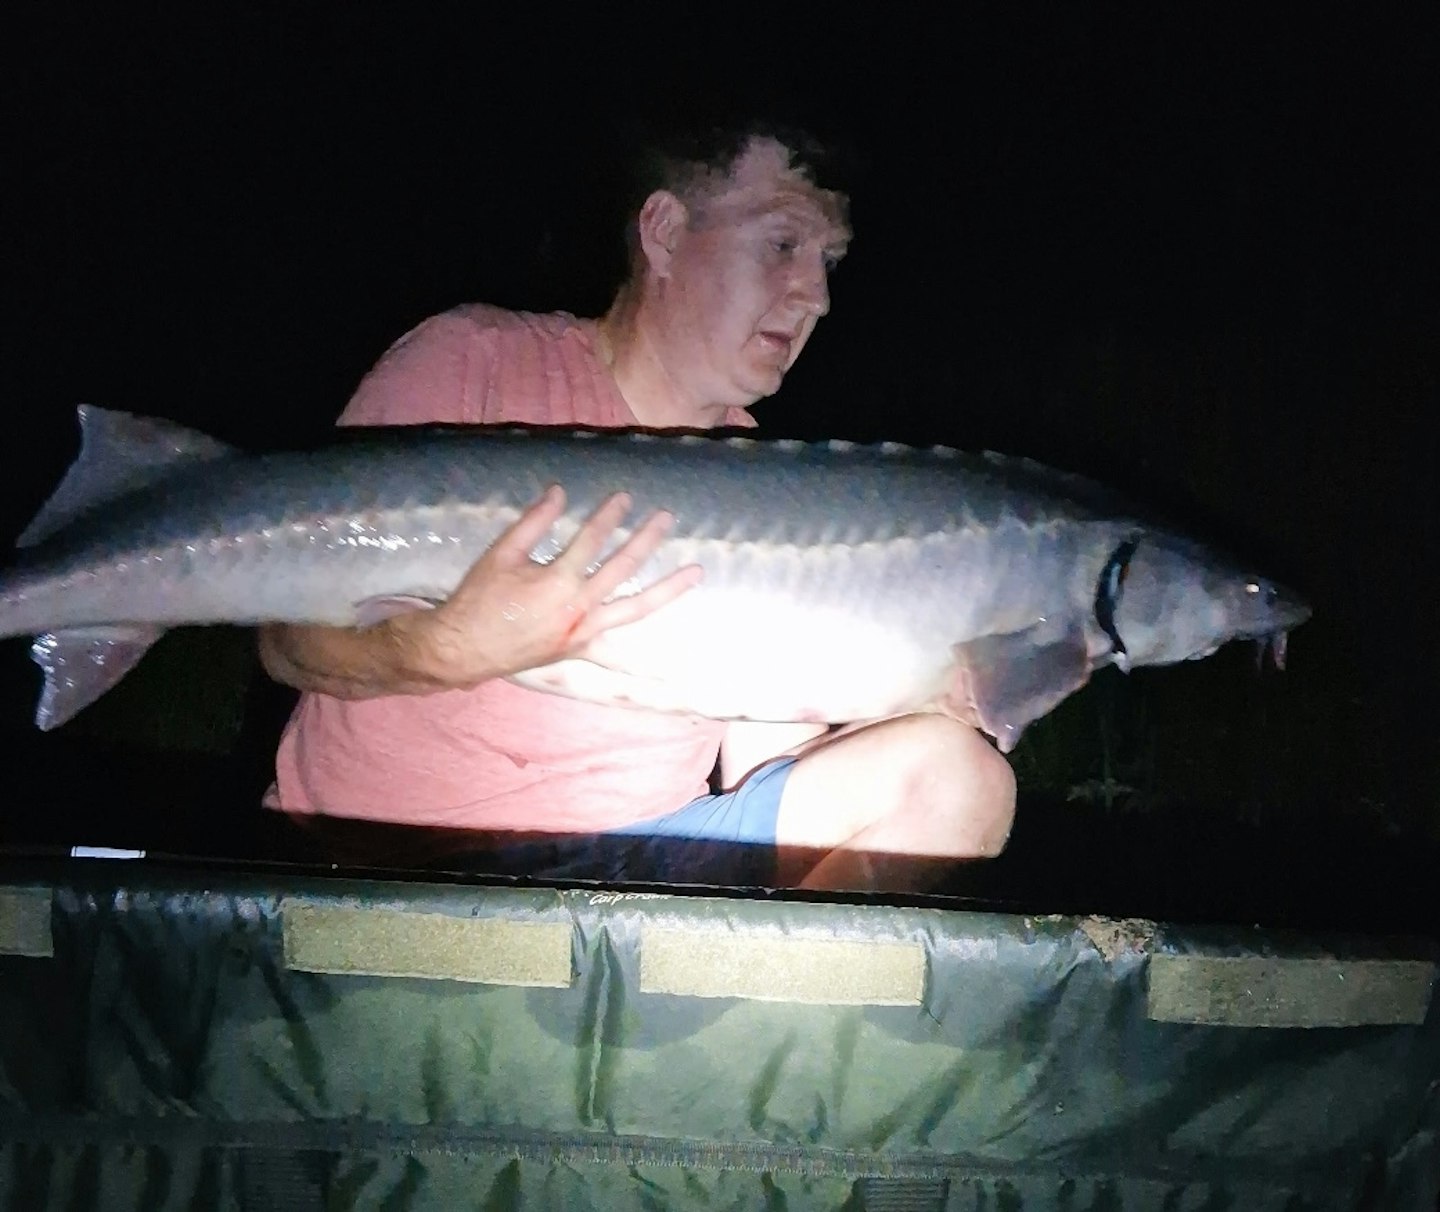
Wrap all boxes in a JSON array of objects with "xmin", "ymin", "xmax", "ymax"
[
  {"xmin": 487, "ymin": 485, "xmax": 568, "ymax": 565},
  {"xmin": 581, "ymin": 508, "xmax": 677, "ymax": 601},
  {"xmin": 570, "ymin": 563, "xmax": 703, "ymax": 646},
  {"xmin": 555, "ymin": 491, "xmax": 635, "ymax": 571},
  {"xmin": 444, "ymin": 485, "xmax": 692, "ymax": 651},
  {"xmin": 448, "ymin": 486, "xmax": 566, "ymax": 607},
  {"xmin": 481, "ymin": 490, "xmax": 673, "ymax": 593}
]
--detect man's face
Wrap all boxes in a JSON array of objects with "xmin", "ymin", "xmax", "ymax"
[{"xmin": 651, "ymin": 139, "xmax": 851, "ymax": 409}]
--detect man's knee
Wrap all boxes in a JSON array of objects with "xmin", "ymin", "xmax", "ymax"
[
  {"xmin": 898, "ymin": 714, "xmax": 1016, "ymax": 857},
  {"xmin": 777, "ymin": 712, "xmax": 1016, "ymax": 858},
  {"xmin": 967, "ymin": 759, "xmax": 1016, "ymax": 857}
]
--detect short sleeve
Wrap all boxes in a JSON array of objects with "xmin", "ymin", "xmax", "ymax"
[{"xmin": 337, "ymin": 307, "xmax": 508, "ymax": 428}]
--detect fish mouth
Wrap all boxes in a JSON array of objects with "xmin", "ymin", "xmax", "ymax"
[
  {"xmin": 1252, "ymin": 586, "xmax": 1311, "ymax": 670},
  {"xmin": 1256, "ymin": 629, "xmax": 1290, "ymax": 671}
]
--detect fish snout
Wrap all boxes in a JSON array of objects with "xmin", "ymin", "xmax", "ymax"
[
  {"xmin": 1247, "ymin": 579, "xmax": 1310, "ymax": 671},
  {"xmin": 1270, "ymin": 582, "xmax": 1312, "ymax": 633}
]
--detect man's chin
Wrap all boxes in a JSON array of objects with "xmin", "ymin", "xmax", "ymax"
[{"xmin": 738, "ymin": 364, "xmax": 787, "ymax": 402}]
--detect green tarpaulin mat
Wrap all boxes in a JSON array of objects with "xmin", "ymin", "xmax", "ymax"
[{"xmin": 0, "ymin": 862, "xmax": 1436, "ymax": 1209}]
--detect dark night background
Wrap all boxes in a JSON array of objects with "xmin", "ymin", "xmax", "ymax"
[{"xmin": 3, "ymin": 10, "xmax": 1436, "ymax": 931}]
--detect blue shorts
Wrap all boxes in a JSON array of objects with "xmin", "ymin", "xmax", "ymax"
[
  {"xmin": 607, "ymin": 755, "xmax": 794, "ymax": 845},
  {"xmin": 463, "ymin": 756, "xmax": 797, "ymax": 888}
]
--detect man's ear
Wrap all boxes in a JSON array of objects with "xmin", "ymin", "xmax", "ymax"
[{"xmin": 637, "ymin": 190, "xmax": 689, "ymax": 277}]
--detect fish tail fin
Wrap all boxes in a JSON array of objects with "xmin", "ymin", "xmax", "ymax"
[
  {"xmin": 30, "ymin": 625, "xmax": 167, "ymax": 730},
  {"xmin": 11, "ymin": 406, "xmax": 232, "ymax": 728},
  {"xmin": 18, "ymin": 405, "xmax": 233, "ymax": 547}
]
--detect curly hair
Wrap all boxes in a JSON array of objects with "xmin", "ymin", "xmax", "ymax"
[{"xmin": 615, "ymin": 116, "xmax": 857, "ymax": 266}]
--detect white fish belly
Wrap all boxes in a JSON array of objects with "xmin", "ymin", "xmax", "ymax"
[{"xmin": 510, "ymin": 585, "xmax": 951, "ymax": 723}]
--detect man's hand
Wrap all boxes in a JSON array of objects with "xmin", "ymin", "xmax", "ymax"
[
  {"xmin": 394, "ymin": 485, "xmax": 700, "ymax": 687},
  {"xmin": 258, "ymin": 486, "xmax": 700, "ymax": 700}
]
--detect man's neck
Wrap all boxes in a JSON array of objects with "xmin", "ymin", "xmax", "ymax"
[{"xmin": 595, "ymin": 289, "xmax": 735, "ymax": 431}]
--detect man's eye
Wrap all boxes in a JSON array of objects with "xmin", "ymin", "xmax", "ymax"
[{"xmin": 770, "ymin": 237, "xmax": 798, "ymax": 255}]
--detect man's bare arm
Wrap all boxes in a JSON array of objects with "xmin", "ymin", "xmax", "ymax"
[
  {"xmin": 257, "ymin": 619, "xmax": 455, "ymax": 700},
  {"xmin": 258, "ymin": 486, "xmax": 701, "ymax": 700}
]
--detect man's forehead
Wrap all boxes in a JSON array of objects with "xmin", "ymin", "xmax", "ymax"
[{"xmin": 692, "ymin": 138, "xmax": 852, "ymax": 244}]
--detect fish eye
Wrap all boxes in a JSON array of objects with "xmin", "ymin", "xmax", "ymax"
[{"xmin": 1245, "ymin": 582, "xmax": 1260, "ymax": 595}]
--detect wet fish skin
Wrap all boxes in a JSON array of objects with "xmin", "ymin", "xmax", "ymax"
[{"xmin": 0, "ymin": 407, "xmax": 1311, "ymax": 744}]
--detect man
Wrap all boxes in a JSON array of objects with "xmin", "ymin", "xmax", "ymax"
[{"xmin": 260, "ymin": 124, "xmax": 1015, "ymax": 891}]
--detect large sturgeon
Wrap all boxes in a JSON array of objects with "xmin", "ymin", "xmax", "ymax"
[{"xmin": 0, "ymin": 406, "xmax": 1309, "ymax": 747}]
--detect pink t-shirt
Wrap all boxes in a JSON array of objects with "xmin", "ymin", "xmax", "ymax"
[{"xmin": 269, "ymin": 304, "xmax": 755, "ymax": 833}]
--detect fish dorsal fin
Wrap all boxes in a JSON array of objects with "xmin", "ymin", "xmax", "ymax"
[{"xmin": 18, "ymin": 406, "xmax": 235, "ymax": 547}]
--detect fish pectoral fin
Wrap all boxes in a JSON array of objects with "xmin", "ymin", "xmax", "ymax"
[
  {"xmin": 949, "ymin": 625, "xmax": 1095, "ymax": 754},
  {"xmin": 354, "ymin": 595, "xmax": 444, "ymax": 625},
  {"xmin": 29, "ymin": 625, "xmax": 167, "ymax": 730}
]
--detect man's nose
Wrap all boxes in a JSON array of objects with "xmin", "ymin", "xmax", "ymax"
[{"xmin": 788, "ymin": 255, "xmax": 831, "ymax": 316}]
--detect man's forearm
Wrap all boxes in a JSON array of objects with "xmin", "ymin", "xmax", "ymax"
[{"xmin": 257, "ymin": 622, "xmax": 463, "ymax": 700}]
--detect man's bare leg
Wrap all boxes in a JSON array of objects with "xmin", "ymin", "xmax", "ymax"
[{"xmin": 773, "ymin": 713, "xmax": 1016, "ymax": 893}]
